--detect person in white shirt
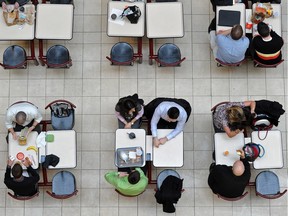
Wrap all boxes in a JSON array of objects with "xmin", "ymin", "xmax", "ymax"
[
  {"xmin": 148, "ymin": 100, "xmax": 190, "ymax": 147},
  {"xmin": 5, "ymin": 102, "xmax": 43, "ymax": 141}
]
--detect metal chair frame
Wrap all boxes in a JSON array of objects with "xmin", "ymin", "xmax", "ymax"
[
  {"xmin": 253, "ymin": 59, "xmax": 284, "ymax": 68},
  {"xmin": 215, "ymin": 58, "xmax": 246, "ymax": 67},
  {"xmin": 217, "ymin": 191, "xmax": 248, "ymax": 201},
  {"xmin": 8, "ymin": 191, "xmax": 39, "ymax": 201}
]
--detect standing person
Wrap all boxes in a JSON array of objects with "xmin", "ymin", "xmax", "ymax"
[
  {"xmin": 4, "ymin": 157, "xmax": 40, "ymax": 196},
  {"xmin": 250, "ymin": 22, "xmax": 284, "ymax": 65},
  {"xmin": 115, "ymin": 93, "xmax": 144, "ymax": 129},
  {"xmin": 208, "ymin": 149, "xmax": 251, "ymax": 198},
  {"xmin": 105, "ymin": 168, "xmax": 148, "ymax": 196},
  {"xmin": 209, "ymin": 24, "xmax": 249, "ymax": 64},
  {"xmin": 144, "ymin": 98, "xmax": 191, "ymax": 147},
  {"xmin": 5, "ymin": 102, "xmax": 43, "ymax": 141}
]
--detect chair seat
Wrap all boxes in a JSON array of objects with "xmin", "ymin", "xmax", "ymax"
[
  {"xmin": 157, "ymin": 169, "xmax": 180, "ymax": 189},
  {"xmin": 46, "ymin": 45, "xmax": 71, "ymax": 66},
  {"xmin": 3, "ymin": 45, "xmax": 27, "ymax": 67},
  {"xmin": 256, "ymin": 171, "xmax": 280, "ymax": 195},
  {"xmin": 110, "ymin": 42, "xmax": 134, "ymax": 63},
  {"xmin": 52, "ymin": 171, "xmax": 76, "ymax": 195},
  {"xmin": 158, "ymin": 43, "xmax": 181, "ymax": 64}
]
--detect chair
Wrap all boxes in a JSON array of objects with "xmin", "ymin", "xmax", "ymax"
[
  {"xmin": 0, "ymin": 45, "xmax": 27, "ymax": 69},
  {"xmin": 39, "ymin": 45, "xmax": 72, "ymax": 68},
  {"xmin": 215, "ymin": 58, "xmax": 246, "ymax": 67},
  {"xmin": 115, "ymin": 189, "xmax": 145, "ymax": 197},
  {"xmin": 46, "ymin": 171, "xmax": 78, "ymax": 199},
  {"xmin": 106, "ymin": 42, "xmax": 136, "ymax": 66},
  {"xmin": 8, "ymin": 191, "xmax": 39, "ymax": 201},
  {"xmin": 217, "ymin": 191, "xmax": 248, "ymax": 201},
  {"xmin": 255, "ymin": 171, "xmax": 287, "ymax": 199},
  {"xmin": 156, "ymin": 169, "xmax": 181, "ymax": 190},
  {"xmin": 253, "ymin": 59, "xmax": 284, "ymax": 68},
  {"xmin": 154, "ymin": 43, "xmax": 186, "ymax": 66},
  {"xmin": 210, "ymin": 101, "xmax": 230, "ymax": 113}
]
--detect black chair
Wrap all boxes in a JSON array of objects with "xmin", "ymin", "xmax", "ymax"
[
  {"xmin": 40, "ymin": 45, "xmax": 72, "ymax": 68},
  {"xmin": 106, "ymin": 42, "xmax": 136, "ymax": 66},
  {"xmin": 154, "ymin": 43, "xmax": 185, "ymax": 66},
  {"xmin": 0, "ymin": 45, "xmax": 27, "ymax": 69}
]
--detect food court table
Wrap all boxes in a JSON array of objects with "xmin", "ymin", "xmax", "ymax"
[
  {"xmin": 0, "ymin": 4, "xmax": 37, "ymax": 64},
  {"xmin": 146, "ymin": 2, "xmax": 184, "ymax": 64},
  {"xmin": 8, "ymin": 131, "xmax": 39, "ymax": 169},
  {"xmin": 252, "ymin": 3, "xmax": 281, "ymax": 37},
  {"xmin": 216, "ymin": 3, "xmax": 246, "ymax": 35},
  {"xmin": 115, "ymin": 129, "xmax": 146, "ymax": 167},
  {"xmin": 251, "ymin": 130, "xmax": 283, "ymax": 169},
  {"xmin": 35, "ymin": 4, "xmax": 74, "ymax": 65},
  {"xmin": 107, "ymin": 1, "xmax": 145, "ymax": 63},
  {"xmin": 214, "ymin": 132, "xmax": 245, "ymax": 166}
]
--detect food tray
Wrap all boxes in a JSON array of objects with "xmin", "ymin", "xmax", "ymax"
[{"xmin": 115, "ymin": 146, "xmax": 144, "ymax": 168}]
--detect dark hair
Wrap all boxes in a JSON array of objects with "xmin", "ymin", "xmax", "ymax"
[
  {"xmin": 257, "ymin": 22, "xmax": 270, "ymax": 37},
  {"xmin": 12, "ymin": 163, "xmax": 23, "ymax": 179},
  {"xmin": 231, "ymin": 24, "xmax": 243, "ymax": 40},
  {"xmin": 118, "ymin": 98, "xmax": 138, "ymax": 118},
  {"xmin": 167, "ymin": 107, "xmax": 180, "ymax": 119},
  {"xmin": 128, "ymin": 170, "xmax": 140, "ymax": 184}
]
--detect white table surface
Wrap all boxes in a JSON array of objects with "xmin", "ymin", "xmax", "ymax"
[
  {"xmin": 46, "ymin": 130, "xmax": 77, "ymax": 169},
  {"xmin": 8, "ymin": 131, "xmax": 38, "ymax": 169},
  {"xmin": 0, "ymin": 4, "xmax": 35, "ymax": 40},
  {"xmin": 107, "ymin": 1, "xmax": 145, "ymax": 37},
  {"xmin": 246, "ymin": 9, "xmax": 252, "ymax": 34},
  {"xmin": 214, "ymin": 132, "xmax": 245, "ymax": 166},
  {"xmin": 251, "ymin": 130, "xmax": 283, "ymax": 169},
  {"xmin": 35, "ymin": 4, "xmax": 74, "ymax": 39},
  {"xmin": 216, "ymin": 3, "xmax": 246, "ymax": 35},
  {"xmin": 146, "ymin": 2, "xmax": 184, "ymax": 38},
  {"xmin": 153, "ymin": 129, "xmax": 183, "ymax": 167},
  {"xmin": 252, "ymin": 4, "xmax": 281, "ymax": 37},
  {"xmin": 115, "ymin": 129, "xmax": 146, "ymax": 165}
]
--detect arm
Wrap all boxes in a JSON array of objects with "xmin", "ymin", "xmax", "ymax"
[
  {"xmin": 105, "ymin": 171, "xmax": 121, "ymax": 187},
  {"xmin": 216, "ymin": 28, "xmax": 231, "ymax": 36},
  {"xmin": 224, "ymin": 126, "xmax": 242, "ymax": 138},
  {"xmin": 243, "ymin": 101, "xmax": 256, "ymax": 114},
  {"xmin": 27, "ymin": 166, "xmax": 40, "ymax": 182},
  {"xmin": 115, "ymin": 111, "xmax": 127, "ymax": 124},
  {"xmin": 165, "ymin": 118, "xmax": 186, "ymax": 140}
]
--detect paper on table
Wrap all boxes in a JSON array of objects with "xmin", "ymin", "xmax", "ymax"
[{"xmin": 109, "ymin": 8, "xmax": 125, "ymax": 25}]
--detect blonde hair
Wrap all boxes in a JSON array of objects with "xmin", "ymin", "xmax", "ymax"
[{"xmin": 227, "ymin": 106, "xmax": 245, "ymax": 124}]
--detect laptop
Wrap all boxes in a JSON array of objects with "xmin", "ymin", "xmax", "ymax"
[{"xmin": 218, "ymin": 10, "xmax": 241, "ymax": 27}]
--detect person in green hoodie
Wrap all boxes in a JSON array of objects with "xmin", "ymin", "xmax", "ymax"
[{"xmin": 105, "ymin": 168, "xmax": 148, "ymax": 196}]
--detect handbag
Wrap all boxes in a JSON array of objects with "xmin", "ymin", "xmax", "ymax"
[
  {"xmin": 121, "ymin": 5, "xmax": 141, "ymax": 24},
  {"xmin": 50, "ymin": 103, "xmax": 75, "ymax": 130},
  {"xmin": 251, "ymin": 114, "xmax": 273, "ymax": 140}
]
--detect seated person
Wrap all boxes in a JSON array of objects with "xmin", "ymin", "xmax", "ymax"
[
  {"xmin": 1, "ymin": 1, "xmax": 19, "ymax": 10},
  {"xmin": 4, "ymin": 157, "xmax": 40, "ymax": 196},
  {"xmin": 144, "ymin": 98, "xmax": 191, "ymax": 147},
  {"xmin": 208, "ymin": 149, "xmax": 251, "ymax": 198},
  {"xmin": 212, "ymin": 101, "xmax": 255, "ymax": 137},
  {"xmin": 250, "ymin": 22, "xmax": 284, "ymax": 65},
  {"xmin": 105, "ymin": 167, "xmax": 148, "ymax": 196},
  {"xmin": 5, "ymin": 102, "xmax": 43, "ymax": 141},
  {"xmin": 209, "ymin": 24, "xmax": 249, "ymax": 64},
  {"xmin": 115, "ymin": 93, "xmax": 144, "ymax": 129}
]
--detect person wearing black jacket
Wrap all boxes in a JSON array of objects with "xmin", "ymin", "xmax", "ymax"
[
  {"xmin": 208, "ymin": 149, "xmax": 251, "ymax": 198},
  {"xmin": 4, "ymin": 157, "xmax": 40, "ymax": 196}
]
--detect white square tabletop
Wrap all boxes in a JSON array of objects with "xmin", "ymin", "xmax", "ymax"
[
  {"xmin": 0, "ymin": 4, "xmax": 35, "ymax": 40},
  {"xmin": 46, "ymin": 130, "xmax": 77, "ymax": 169},
  {"xmin": 251, "ymin": 130, "xmax": 283, "ymax": 169},
  {"xmin": 8, "ymin": 131, "xmax": 39, "ymax": 169},
  {"xmin": 115, "ymin": 128, "xmax": 146, "ymax": 165},
  {"xmin": 216, "ymin": 3, "xmax": 246, "ymax": 35},
  {"xmin": 35, "ymin": 4, "xmax": 74, "ymax": 39},
  {"xmin": 146, "ymin": 2, "xmax": 184, "ymax": 38},
  {"xmin": 153, "ymin": 129, "xmax": 183, "ymax": 167},
  {"xmin": 252, "ymin": 3, "xmax": 281, "ymax": 37},
  {"xmin": 214, "ymin": 132, "xmax": 245, "ymax": 166},
  {"xmin": 107, "ymin": 1, "xmax": 145, "ymax": 37}
]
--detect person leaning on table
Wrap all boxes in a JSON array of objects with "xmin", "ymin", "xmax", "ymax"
[
  {"xmin": 105, "ymin": 168, "xmax": 148, "ymax": 196},
  {"xmin": 208, "ymin": 149, "xmax": 251, "ymax": 198},
  {"xmin": 4, "ymin": 157, "xmax": 40, "ymax": 196},
  {"xmin": 212, "ymin": 101, "xmax": 256, "ymax": 138},
  {"xmin": 5, "ymin": 102, "xmax": 43, "ymax": 141}
]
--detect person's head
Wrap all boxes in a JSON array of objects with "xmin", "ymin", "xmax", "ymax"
[
  {"xmin": 128, "ymin": 170, "xmax": 140, "ymax": 184},
  {"xmin": 227, "ymin": 106, "xmax": 246, "ymax": 126},
  {"xmin": 232, "ymin": 160, "xmax": 245, "ymax": 176},
  {"xmin": 122, "ymin": 99, "xmax": 137, "ymax": 115},
  {"xmin": 15, "ymin": 111, "xmax": 26, "ymax": 125},
  {"xmin": 257, "ymin": 22, "xmax": 270, "ymax": 38},
  {"xmin": 231, "ymin": 24, "xmax": 243, "ymax": 40},
  {"xmin": 12, "ymin": 163, "xmax": 23, "ymax": 179},
  {"xmin": 167, "ymin": 107, "xmax": 180, "ymax": 122}
]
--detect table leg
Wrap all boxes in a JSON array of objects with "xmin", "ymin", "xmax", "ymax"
[
  {"xmin": 148, "ymin": 38, "xmax": 154, "ymax": 65},
  {"xmin": 38, "ymin": 39, "xmax": 46, "ymax": 66},
  {"xmin": 38, "ymin": 167, "xmax": 52, "ymax": 187},
  {"xmin": 147, "ymin": 161, "xmax": 156, "ymax": 184},
  {"xmin": 29, "ymin": 40, "xmax": 39, "ymax": 66},
  {"xmin": 137, "ymin": 37, "xmax": 143, "ymax": 64}
]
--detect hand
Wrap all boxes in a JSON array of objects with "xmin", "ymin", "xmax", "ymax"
[
  {"xmin": 22, "ymin": 157, "xmax": 32, "ymax": 167},
  {"xmin": 124, "ymin": 122, "xmax": 132, "ymax": 129},
  {"xmin": 159, "ymin": 137, "xmax": 168, "ymax": 145},
  {"xmin": 237, "ymin": 149, "xmax": 245, "ymax": 159},
  {"xmin": 153, "ymin": 138, "xmax": 161, "ymax": 148},
  {"xmin": 12, "ymin": 132, "xmax": 18, "ymax": 140},
  {"xmin": 118, "ymin": 172, "xmax": 128, "ymax": 177},
  {"xmin": 28, "ymin": 126, "xmax": 35, "ymax": 133},
  {"xmin": 7, "ymin": 158, "xmax": 14, "ymax": 167}
]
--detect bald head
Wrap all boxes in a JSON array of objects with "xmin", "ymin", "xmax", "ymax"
[{"xmin": 232, "ymin": 160, "xmax": 245, "ymax": 176}]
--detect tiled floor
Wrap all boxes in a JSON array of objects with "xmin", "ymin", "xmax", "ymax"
[{"xmin": 0, "ymin": 0, "xmax": 287, "ymax": 215}]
